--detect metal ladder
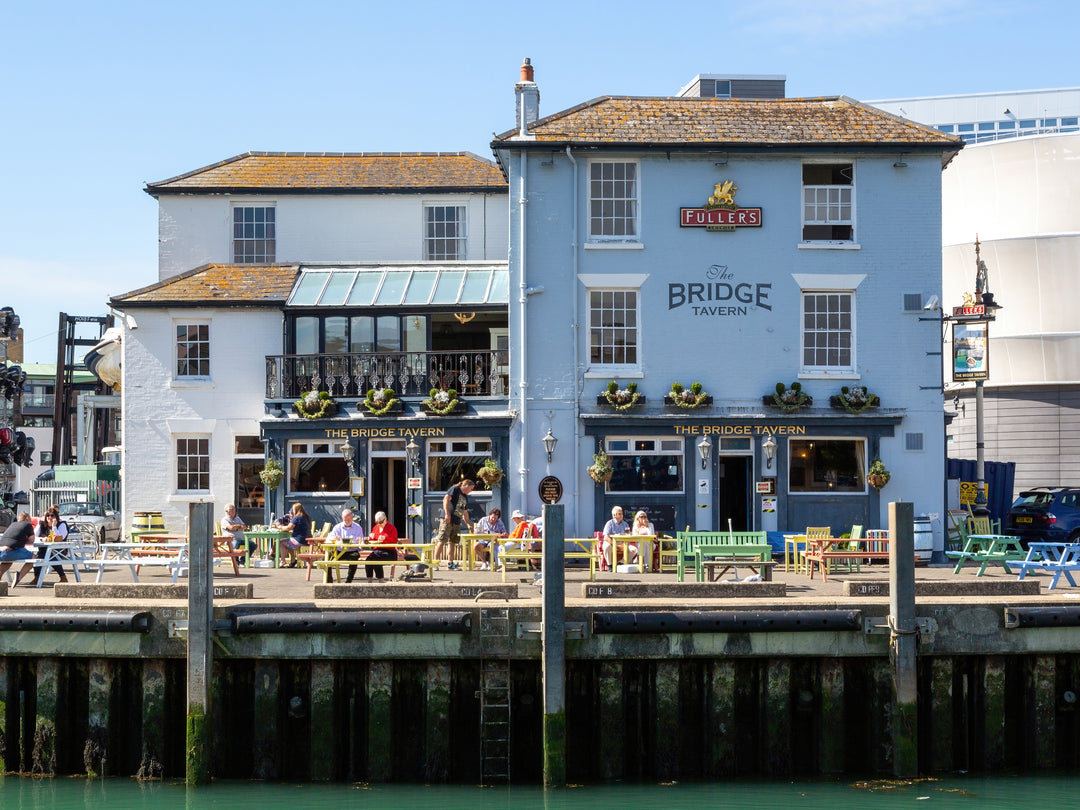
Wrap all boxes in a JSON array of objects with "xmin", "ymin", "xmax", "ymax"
[{"xmin": 478, "ymin": 605, "xmax": 511, "ymax": 785}]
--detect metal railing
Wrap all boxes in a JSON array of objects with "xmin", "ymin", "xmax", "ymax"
[{"xmin": 266, "ymin": 350, "xmax": 509, "ymax": 400}]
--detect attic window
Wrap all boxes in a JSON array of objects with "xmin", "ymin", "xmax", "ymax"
[{"xmin": 802, "ymin": 164, "xmax": 853, "ymax": 242}]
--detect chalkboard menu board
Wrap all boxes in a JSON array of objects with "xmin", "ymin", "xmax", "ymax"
[{"xmin": 619, "ymin": 504, "xmax": 677, "ymax": 532}]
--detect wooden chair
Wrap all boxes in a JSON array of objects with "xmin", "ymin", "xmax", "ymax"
[
  {"xmin": 967, "ymin": 516, "xmax": 992, "ymax": 537},
  {"xmin": 946, "ymin": 510, "xmax": 969, "ymax": 550},
  {"xmin": 802, "ymin": 527, "xmax": 832, "ymax": 575},
  {"xmin": 844, "ymin": 525, "xmax": 864, "ymax": 572}
]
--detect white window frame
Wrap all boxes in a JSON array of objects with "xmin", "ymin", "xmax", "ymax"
[
  {"xmin": 232, "ymin": 203, "xmax": 276, "ymax": 264},
  {"xmin": 586, "ymin": 159, "xmax": 640, "ymax": 244},
  {"xmin": 175, "ymin": 435, "xmax": 211, "ymax": 495},
  {"xmin": 800, "ymin": 161, "xmax": 856, "ymax": 246},
  {"xmin": 174, "ymin": 321, "xmax": 211, "ymax": 381},
  {"xmin": 793, "ymin": 274, "xmax": 863, "ymax": 379},
  {"xmin": 286, "ymin": 439, "xmax": 350, "ymax": 497},
  {"xmin": 603, "ymin": 436, "xmax": 685, "ymax": 495},
  {"xmin": 801, "ymin": 290, "xmax": 856, "ymax": 376},
  {"xmin": 424, "ymin": 203, "xmax": 468, "ymax": 261},
  {"xmin": 580, "ymin": 275, "xmax": 645, "ymax": 375}
]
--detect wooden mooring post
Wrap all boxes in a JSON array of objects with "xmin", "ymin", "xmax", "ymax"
[
  {"xmin": 186, "ymin": 502, "xmax": 214, "ymax": 785},
  {"xmin": 541, "ymin": 504, "xmax": 566, "ymax": 787},
  {"xmin": 888, "ymin": 500, "xmax": 918, "ymax": 777}
]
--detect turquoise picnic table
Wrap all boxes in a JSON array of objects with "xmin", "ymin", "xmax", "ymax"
[{"xmin": 946, "ymin": 534, "xmax": 1026, "ymax": 576}]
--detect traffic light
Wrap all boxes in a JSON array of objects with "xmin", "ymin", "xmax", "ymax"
[{"xmin": 0, "ymin": 307, "xmax": 18, "ymax": 339}]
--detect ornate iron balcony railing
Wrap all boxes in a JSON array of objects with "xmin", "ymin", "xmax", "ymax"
[{"xmin": 265, "ymin": 350, "xmax": 508, "ymax": 400}]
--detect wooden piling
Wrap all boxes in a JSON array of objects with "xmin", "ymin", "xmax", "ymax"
[
  {"xmin": 541, "ymin": 504, "xmax": 566, "ymax": 787},
  {"xmin": 185, "ymin": 502, "xmax": 214, "ymax": 786},
  {"xmin": 889, "ymin": 501, "xmax": 918, "ymax": 776}
]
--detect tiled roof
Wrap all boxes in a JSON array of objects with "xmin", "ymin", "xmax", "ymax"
[
  {"xmin": 145, "ymin": 152, "xmax": 507, "ymax": 195},
  {"xmin": 110, "ymin": 264, "xmax": 300, "ymax": 306},
  {"xmin": 493, "ymin": 96, "xmax": 963, "ymax": 148}
]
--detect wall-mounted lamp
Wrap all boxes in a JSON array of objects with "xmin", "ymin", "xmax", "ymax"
[
  {"xmin": 714, "ymin": 154, "xmax": 729, "ymax": 167},
  {"xmin": 893, "ymin": 153, "xmax": 909, "ymax": 168},
  {"xmin": 405, "ymin": 438, "xmax": 420, "ymax": 471},
  {"xmin": 697, "ymin": 436, "xmax": 713, "ymax": 469},
  {"xmin": 542, "ymin": 428, "xmax": 558, "ymax": 463},
  {"xmin": 340, "ymin": 442, "xmax": 356, "ymax": 473},
  {"xmin": 762, "ymin": 435, "xmax": 778, "ymax": 469}
]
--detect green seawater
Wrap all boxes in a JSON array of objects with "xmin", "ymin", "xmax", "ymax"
[{"xmin": 0, "ymin": 775, "xmax": 1073, "ymax": 810}]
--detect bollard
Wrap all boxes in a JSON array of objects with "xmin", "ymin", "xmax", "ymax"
[
  {"xmin": 186, "ymin": 502, "xmax": 214, "ymax": 785},
  {"xmin": 541, "ymin": 503, "xmax": 566, "ymax": 787},
  {"xmin": 888, "ymin": 500, "xmax": 918, "ymax": 776}
]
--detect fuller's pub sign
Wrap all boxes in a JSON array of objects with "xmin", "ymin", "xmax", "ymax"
[{"xmin": 680, "ymin": 180, "xmax": 763, "ymax": 231}]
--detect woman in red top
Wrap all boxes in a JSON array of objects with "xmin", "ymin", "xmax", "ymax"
[{"xmin": 366, "ymin": 510, "xmax": 399, "ymax": 580}]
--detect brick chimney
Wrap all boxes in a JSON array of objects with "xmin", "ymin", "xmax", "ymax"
[{"xmin": 515, "ymin": 57, "xmax": 539, "ymax": 138}]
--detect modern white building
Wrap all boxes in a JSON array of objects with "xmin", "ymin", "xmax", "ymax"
[{"xmin": 871, "ymin": 89, "xmax": 1080, "ymax": 493}]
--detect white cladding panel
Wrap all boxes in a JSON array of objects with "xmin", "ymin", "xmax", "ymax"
[
  {"xmin": 157, "ymin": 193, "xmax": 510, "ymax": 280},
  {"xmin": 118, "ymin": 308, "xmax": 281, "ymax": 533}
]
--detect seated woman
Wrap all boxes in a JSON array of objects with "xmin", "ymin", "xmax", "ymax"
[
  {"xmin": 276, "ymin": 502, "xmax": 312, "ymax": 568},
  {"xmin": 32, "ymin": 508, "xmax": 70, "ymax": 585},
  {"xmin": 630, "ymin": 510, "xmax": 655, "ymax": 571}
]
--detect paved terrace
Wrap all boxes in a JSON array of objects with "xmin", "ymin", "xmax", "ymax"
[{"xmin": 0, "ymin": 560, "xmax": 1073, "ymax": 608}]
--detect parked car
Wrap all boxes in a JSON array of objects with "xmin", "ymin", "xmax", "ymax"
[
  {"xmin": 56, "ymin": 501, "xmax": 122, "ymax": 544},
  {"xmin": 1004, "ymin": 487, "xmax": 1080, "ymax": 545}
]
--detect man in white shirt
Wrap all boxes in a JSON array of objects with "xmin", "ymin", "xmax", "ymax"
[
  {"xmin": 221, "ymin": 503, "xmax": 255, "ymax": 564},
  {"xmin": 329, "ymin": 508, "xmax": 366, "ymax": 583}
]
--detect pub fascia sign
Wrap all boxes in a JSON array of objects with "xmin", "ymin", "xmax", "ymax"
[{"xmin": 680, "ymin": 180, "xmax": 762, "ymax": 231}]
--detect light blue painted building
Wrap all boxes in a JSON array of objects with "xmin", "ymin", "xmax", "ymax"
[{"xmin": 493, "ymin": 62, "xmax": 962, "ymax": 551}]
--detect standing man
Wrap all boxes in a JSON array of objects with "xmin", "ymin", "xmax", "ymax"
[
  {"xmin": 328, "ymin": 508, "xmax": 365, "ymax": 584},
  {"xmin": 433, "ymin": 478, "xmax": 475, "ymax": 570},
  {"xmin": 221, "ymin": 503, "xmax": 255, "ymax": 564}
]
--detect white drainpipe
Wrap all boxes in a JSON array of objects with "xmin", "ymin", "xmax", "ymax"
[{"xmin": 518, "ymin": 148, "xmax": 529, "ymax": 508}]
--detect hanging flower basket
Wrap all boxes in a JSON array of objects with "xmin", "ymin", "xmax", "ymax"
[
  {"xmin": 476, "ymin": 459, "xmax": 505, "ymax": 488},
  {"xmin": 664, "ymin": 381, "xmax": 712, "ymax": 409},
  {"xmin": 258, "ymin": 459, "xmax": 284, "ymax": 490},
  {"xmin": 829, "ymin": 385, "xmax": 880, "ymax": 414},
  {"xmin": 598, "ymin": 381, "xmax": 644, "ymax": 412},
  {"xmin": 421, "ymin": 388, "xmax": 466, "ymax": 415},
  {"xmin": 361, "ymin": 388, "xmax": 403, "ymax": 416},
  {"xmin": 588, "ymin": 450, "xmax": 614, "ymax": 484},
  {"xmin": 764, "ymin": 381, "xmax": 812, "ymax": 413},
  {"xmin": 293, "ymin": 390, "xmax": 339, "ymax": 419},
  {"xmin": 867, "ymin": 459, "xmax": 891, "ymax": 490}
]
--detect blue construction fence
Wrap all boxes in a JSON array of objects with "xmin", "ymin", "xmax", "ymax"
[{"xmin": 946, "ymin": 457, "xmax": 1016, "ymax": 524}]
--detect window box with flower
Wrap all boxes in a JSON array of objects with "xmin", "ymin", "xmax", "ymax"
[
  {"xmin": 360, "ymin": 388, "xmax": 403, "ymax": 416},
  {"xmin": 597, "ymin": 381, "xmax": 644, "ymax": 412},
  {"xmin": 829, "ymin": 385, "xmax": 880, "ymax": 414},
  {"xmin": 664, "ymin": 381, "xmax": 712, "ymax": 409},
  {"xmin": 421, "ymin": 388, "xmax": 466, "ymax": 416},
  {"xmin": 293, "ymin": 390, "xmax": 339, "ymax": 419},
  {"xmin": 764, "ymin": 381, "xmax": 812, "ymax": 413}
]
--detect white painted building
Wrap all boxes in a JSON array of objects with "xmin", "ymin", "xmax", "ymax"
[{"xmin": 113, "ymin": 153, "xmax": 510, "ymax": 535}]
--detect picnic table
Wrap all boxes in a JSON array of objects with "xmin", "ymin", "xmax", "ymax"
[
  {"xmin": 244, "ymin": 527, "xmax": 291, "ymax": 568},
  {"xmin": 609, "ymin": 534, "xmax": 654, "ymax": 574},
  {"xmin": 946, "ymin": 534, "xmax": 1027, "ymax": 576},
  {"xmin": 1009, "ymin": 541, "xmax": 1080, "ymax": 590},
  {"xmin": 315, "ymin": 542, "xmax": 435, "ymax": 583},
  {"xmin": 498, "ymin": 537, "xmax": 600, "ymax": 582},
  {"xmin": 89, "ymin": 541, "xmax": 189, "ymax": 583},
  {"xmin": 30, "ymin": 540, "xmax": 91, "ymax": 588},
  {"xmin": 805, "ymin": 537, "xmax": 892, "ymax": 582}
]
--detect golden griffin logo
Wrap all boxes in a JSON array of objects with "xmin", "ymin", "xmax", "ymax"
[{"xmin": 707, "ymin": 180, "xmax": 738, "ymax": 207}]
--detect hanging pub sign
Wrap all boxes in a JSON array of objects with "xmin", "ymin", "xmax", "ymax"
[
  {"xmin": 680, "ymin": 179, "xmax": 762, "ymax": 231},
  {"xmin": 952, "ymin": 321, "xmax": 989, "ymax": 382}
]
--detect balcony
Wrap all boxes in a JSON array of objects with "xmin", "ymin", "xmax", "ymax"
[{"xmin": 265, "ymin": 349, "xmax": 509, "ymax": 401}]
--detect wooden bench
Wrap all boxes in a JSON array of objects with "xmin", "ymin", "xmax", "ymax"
[
  {"xmin": 701, "ymin": 558, "xmax": 777, "ymax": 581},
  {"xmin": 82, "ymin": 556, "xmax": 189, "ymax": 583},
  {"xmin": 676, "ymin": 532, "xmax": 772, "ymax": 582},
  {"xmin": 498, "ymin": 550, "xmax": 600, "ymax": 582},
  {"xmin": 805, "ymin": 549, "xmax": 890, "ymax": 581},
  {"xmin": 313, "ymin": 557, "xmax": 434, "ymax": 582}
]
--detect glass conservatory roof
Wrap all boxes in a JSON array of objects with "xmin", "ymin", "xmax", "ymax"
[{"xmin": 286, "ymin": 265, "xmax": 509, "ymax": 308}]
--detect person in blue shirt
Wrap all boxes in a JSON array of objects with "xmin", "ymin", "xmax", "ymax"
[{"xmin": 277, "ymin": 502, "xmax": 312, "ymax": 568}]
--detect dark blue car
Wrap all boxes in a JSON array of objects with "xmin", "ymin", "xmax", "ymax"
[{"xmin": 1005, "ymin": 487, "xmax": 1080, "ymax": 544}]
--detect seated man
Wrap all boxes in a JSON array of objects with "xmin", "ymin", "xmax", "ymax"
[
  {"xmin": 221, "ymin": 503, "xmax": 256, "ymax": 564},
  {"xmin": 328, "ymin": 508, "xmax": 366, "ymax": 584},
  {"xmin": 473, "ymin": 508, "xmax": 507, "ymax": 571},
  {"xmin": 0, "ymin": 512, "xmax": 37, "ymax": 587},
  {"xmin": 498, "ymin": 510, "xmax": 541, "ymax": 571}
]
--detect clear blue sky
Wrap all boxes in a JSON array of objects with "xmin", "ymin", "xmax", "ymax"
[{"xmin": 3, "ymin": 0, "xmax": 1077, "ymax": 362}]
